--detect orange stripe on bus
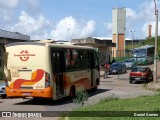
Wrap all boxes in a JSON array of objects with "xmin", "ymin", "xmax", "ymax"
[
  {"xmin": 21, "ymin": 82, "xmax": 36, "ymax": 85},
  {"xmin": 31, "ymin": 71, "xmax": 37, "ymax": 80},
  {"xmin": 11, "ymin": 69, "xmax": 45, "ymax": 89}
]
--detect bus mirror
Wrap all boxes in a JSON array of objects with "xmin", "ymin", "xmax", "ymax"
[{"xmin": 4, "ymin": 65, "xmax": 11, "ymax": 81}]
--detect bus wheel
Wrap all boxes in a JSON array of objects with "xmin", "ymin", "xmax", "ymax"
[
  {"xmin": 1, "ymin": 95, "xmax": 7, "ymax": 99},
  {"xmin": 92, "ymin": 78, "xmax": 99, "ymax": 92},
  {"xmin": 96, "ymin": 78, "xmax": 100, "ymax": 85},
  {"xmin": 69, "ymin": 86, "xmax": 75, "ymax": 98}
]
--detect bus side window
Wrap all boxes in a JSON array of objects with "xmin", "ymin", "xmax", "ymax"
[
  {"xmin": 96, "ymin": 52, "xmax": 100, "ymax": 70},
  {"xmin": 66, "ymin": 49, "xmax": 70, "ymax": 67}
]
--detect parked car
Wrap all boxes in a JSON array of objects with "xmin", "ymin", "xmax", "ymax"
[
  {"xmin": 123, "ymin": 58, "xmax": 136, "ymax": 70},
  {"xmin": 129, "ymin": 66, "xmax": 153, "ymax": 84},
  {"xmin": 110, "ymin": 62, "xmax": 127, "ymax": 74},
  {"xmin": 0, "ymin": 83, "xmax": 7, "ymax": 99}
]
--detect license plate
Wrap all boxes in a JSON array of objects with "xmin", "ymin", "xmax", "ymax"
[
  {"xmin": 135, "ymin": 78, "xmax": 140, "ymax": 80},
  {"xmin": 112, "ymin": 70, "xmax": 116, "ymax": 73},
  {"xmin": 22, "ymin": 93, "xmax": 31, "ymax": 96}
]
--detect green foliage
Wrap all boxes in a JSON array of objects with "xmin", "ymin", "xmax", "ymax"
[
  {"xmin": 73, "ymin": 91, "xmax": 89, "ymax": 106},
  {"xmin": 142, "ymin": 37, "xmax": 160, "ymax": 57},
  {"xmin": 62, "ymin": 94, "xmax": 160, "ymax": 120},
  {"xmin": 0, "ymin": 67, "xmax": 4, "ymax": 80},
  {"xmin": 100, "ymin": 94, "xmax": 119, "ymax": 102}
]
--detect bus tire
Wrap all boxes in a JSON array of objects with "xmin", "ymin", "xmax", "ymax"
[
  {"xmin": 96, "ymin": 78, "xmax": 100, "ymax": 85},
  {"xmin": 92, "ymin": 78, "xmax": 100, "ymax": 92},
  {"xmin": 69, "ymin": 86, "xmax": 75, "ymax": 98},
  {"xmin": 129, "ymin": 80, "xmax": 132, "ymax": 84},
  {"xmin": 1, "ymin": 95, "xmax": 7, "ymax": 99}
]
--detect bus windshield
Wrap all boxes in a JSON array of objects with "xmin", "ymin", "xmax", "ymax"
[{"xmin": 134, "ymin": 49, "xmax": 146, "ymax": 55}]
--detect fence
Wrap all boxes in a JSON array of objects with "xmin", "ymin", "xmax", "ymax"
[{"xmin": 108, "ymin": 49, "xmax": 132, "ymax": 63}]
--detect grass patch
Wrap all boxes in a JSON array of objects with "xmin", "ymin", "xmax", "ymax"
[
  {"xmin": 62, "ymin": 94, "xmax": 160, "ymax": 120},
  {"xmin": 99, "ymin": 94, "xmax": 119, "ymax": 102},
  {"xmin": 142, "ymin": 83, "xmax": 148, "ymax": 89}
]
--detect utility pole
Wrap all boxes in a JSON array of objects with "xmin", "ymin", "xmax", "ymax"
[
  {"xmin": 153, "ymin": 0, "xmax": 158, "ymax": 82},
  {"xmin": 131, "ymin": 30, "xmax": 135, "ymax": 51}
]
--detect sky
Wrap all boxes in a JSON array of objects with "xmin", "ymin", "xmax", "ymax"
[{"xmin": 0, "ymin": 0, "xmax": 159, "ymax": 40}]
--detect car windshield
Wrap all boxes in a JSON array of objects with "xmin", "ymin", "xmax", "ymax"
[
  {"xmin": 131, "ymin": 67, "xmax": 146, "ymax": 72},
  {"xmin": 0, "ymin": 83, "xmax": 6, "ymax": 87},
  {"xmin": 125, "ymin": 59, "xmax": 134, "ymax": 62},
  {"xmin": 111, "ymin": 62, "xmax": 122, "ymax": 67}
]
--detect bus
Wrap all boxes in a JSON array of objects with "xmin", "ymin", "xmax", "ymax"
[
  {"xmin": 4, "ymin": 40, "xmax": 100, "ymax": 100},
  {"xmin": 133, "ymin": 45, "xmax": 154, "ymax": 65}
]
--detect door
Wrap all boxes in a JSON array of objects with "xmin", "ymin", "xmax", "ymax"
[
  {"xmin": 90, "ymin": 51, "xmax": 95, "ymax": 86},
  {"xmin": 51, "ymin": 49, "xmax": 65, "ymax": 97}
]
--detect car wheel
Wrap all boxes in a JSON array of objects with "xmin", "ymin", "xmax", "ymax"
[
  {"xmin": 151, "ymin": 75, "xmax": 153, "ymax": 81},
  {"xmin": 1, "ymin": 95, "xmax": 7, "ymax": 99},
  {"xmin": 129, "ymin": 80, "xmax": 132, "ymax": 84},
  {"xmin": 145, "ymin": 78, "xmax": 149, "ymax": 84}
]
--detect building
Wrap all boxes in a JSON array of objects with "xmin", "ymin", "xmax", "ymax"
[
  {"xmin": 0, "ymin": 29, "xmax": 30, "ymax": 67},
  {"xmin": 125, "ymin": 38, "xmax": 145, "ymax": 45},
  {"xmin": 112, "ymin": 7, "xmax": 126, "ymax": 58}
]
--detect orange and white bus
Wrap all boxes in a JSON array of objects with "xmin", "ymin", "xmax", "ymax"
[{"xmin": 4, "ymin": 41, "xmax": 100, "ymax": 100}]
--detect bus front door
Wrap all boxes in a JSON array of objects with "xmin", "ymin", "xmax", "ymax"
[{"xmin": 51, "ymin": 50, "xmax": 65, "ymax": 98}]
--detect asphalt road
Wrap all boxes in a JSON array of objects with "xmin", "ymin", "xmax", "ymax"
[{"xmin": 0, "ymin": 63, "xmax": 159, "ymax": 120}]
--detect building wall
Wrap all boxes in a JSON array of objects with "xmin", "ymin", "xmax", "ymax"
[
  {"xmin": 112, "ymin": 8, "xmax": 126, "ymax": 34},
  {"xmin": 118, "ymin": 34, "xmax": 125, "ymax": 57},
  {"xmin": 112, "ymin": 8, "xmax": 126, "ymax": 58},
  {"xmin": 98, "ymin": 46, "xmax": 110, "ymax": 65}
]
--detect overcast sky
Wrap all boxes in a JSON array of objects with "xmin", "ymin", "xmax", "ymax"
[{"xmin": 0, "ymin": 0, "xmax": 159, "ymax": 40}]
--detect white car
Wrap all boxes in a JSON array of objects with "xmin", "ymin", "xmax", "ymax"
[{"xmin": 0, "ymin": 83, "xmax": 7, "ymax": 99}]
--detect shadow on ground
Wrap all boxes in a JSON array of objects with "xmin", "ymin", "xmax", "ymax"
[{"xmin": 14, "ymin": 88, "xmax": 111, "ymax": 106}]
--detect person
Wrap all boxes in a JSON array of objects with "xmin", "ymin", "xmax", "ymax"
[
  {"xmin": 103, "ymin": 63, "xmax": 110, "ymax": 79},
  {"xmin": 104, "ymin": 63, "xmax": 110, "ymax": 70}
]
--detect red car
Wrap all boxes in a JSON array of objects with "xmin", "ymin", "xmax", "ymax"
[{"xmin": 129, "ymin": 66, "xmax": 153, "ymax": 84}]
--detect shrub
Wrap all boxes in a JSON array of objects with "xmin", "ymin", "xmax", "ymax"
[{"xmin": 73, "ymin": 91, "xmax": 89, "ymax": 106}]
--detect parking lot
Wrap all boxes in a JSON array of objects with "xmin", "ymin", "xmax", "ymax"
[{"xmin": 102, "ymin": 61, "xmax": 160, "ymax": 81}]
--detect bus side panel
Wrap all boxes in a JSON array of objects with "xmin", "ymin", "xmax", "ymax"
[
  {"xmin": 92, "ymin": 69, "xmax": 100, "ymax": 86},
  {"xmin": 64, "ymin": 70, "xmax": 91, "ymax": 96}
]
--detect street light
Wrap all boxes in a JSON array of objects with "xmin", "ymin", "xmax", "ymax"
[
  {"xmin": 131, "ymin": 30, "xmax": 135, "ymax": 51},
  {"xmin": 153, "ymin": 0, "xmax": 158, "ymax": 82}
]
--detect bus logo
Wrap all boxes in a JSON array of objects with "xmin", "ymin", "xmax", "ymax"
[{"xmin": 14, "ymin": 50, "xmax": 36, "ymax": 61}]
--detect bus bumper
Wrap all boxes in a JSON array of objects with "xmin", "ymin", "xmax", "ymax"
[{"xmin": 5, "ymin": 86, "xmax": 53, "ymax": 98}]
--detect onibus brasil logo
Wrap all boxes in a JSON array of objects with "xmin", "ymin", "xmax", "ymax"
[{"xmin": 14, "ymin": 50, "xmax": 36, "ymax": 61}]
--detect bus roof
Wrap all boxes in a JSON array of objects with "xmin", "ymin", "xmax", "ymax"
[
  {"xmin": 5, "ymin": 41, "xmax": 96, "ymax": 50},
  {"xmin": 134, "ymin": 45, "xmax": 154, "ymax": 49}
]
